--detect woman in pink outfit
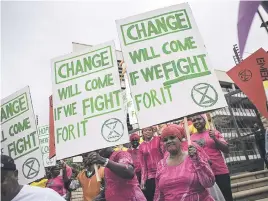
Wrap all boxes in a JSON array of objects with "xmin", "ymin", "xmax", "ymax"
[
  {"xmin": 127, "ymin": 133, "xmax": 142, "ymax": 183},
  {"xmin": 154, "ymin": 125, "xmax": 215, "ymax": 201},
  {"xmin": 87, "ymin": 147, "xmax": 146, "ymax": 201},
  {"xmin": 139, "ymin": 126, "xmax": 164, "ymax": 201},
  {"xmin": 191, "ymin": 115, "xmax": 233, "ymax": 201},
  {"xmin": 46, "ymin": 161, "xmax": 73, "ymax": 200}
]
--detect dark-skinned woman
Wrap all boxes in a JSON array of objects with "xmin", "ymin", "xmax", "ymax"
[
  {"xmin": 139, "ymin": 126, "xmax": 164, "ymax": 201},
  {"xmin": 191, "ymin": 115, "xmax": 233, "ymax": 201},
  {"xmin": 127, "ymin": 133, "xmax": 142, "ymax": 184},
  {"xmin": 87, "ymin": 147, "xmax": 146, "ymax": 201},
  {"xmin": 154, "ymin": 124, "xmax": 215, "ymax": 201},
  {"xmin": 46, "ymin": 161, "xmax": 72, "ymax": 200}
]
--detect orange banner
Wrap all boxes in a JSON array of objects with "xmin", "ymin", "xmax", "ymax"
[
  {"xmin": 227, "ymin": 48, "xmax": 268, "ymax": 119},
  {"xmin": 49, "ymin": 96, "xmax": 56, "ymax": 159}
]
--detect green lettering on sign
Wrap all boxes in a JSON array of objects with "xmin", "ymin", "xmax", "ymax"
[
  {"xmin": 56, "ymin": 120, "xmax": 88, "ymax": 144},
  {"xmin": 121, "ymin": 9, "xmax": 192, "ymax": 46},
  {"xmin": 1, "ymin": 93, "xmax": 29, "ymax": 124},
  {"xmin": 54, "ymin": 46, "xmax": 114, "ymax": 84},
  {"xmin": 9, "ymin": 117, "xmax": 31, "ymax": 136},
  {"xmin": 134, "ymin": 86, "xmax": 172, "ymax": 111},
  {"xmin": 8, "ymin": 131, "xmax": 39, "ymax": 160}
]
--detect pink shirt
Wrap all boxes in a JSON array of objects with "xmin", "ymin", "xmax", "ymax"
[
  {"xmin": 154, "ymin": 145, "xmax": 215, "ymax": 201},
  {"xmin": 104, "ymin": 151, "xmax": 146, "ymax": 201},
  {"xmin": 190, "ymin": 130, "xmax": 229, "ymax": 175},
  {"xmin": 139, "ymin": 136, "xmax": 164, "ymax": 183},
  {"xmin": 127, "ymin": 148, "xmax": 141, "ymax": 173},
  {"xmin": 46, "ymin": 165, "xmax": 72, "ymax": 196}
]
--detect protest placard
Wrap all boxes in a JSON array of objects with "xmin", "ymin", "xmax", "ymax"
[
  {"xmin": 51, "ymin": 41, "xmax": 128, "ymax": 159},
  {"xmin": 227, "ymin": 48, "xmax": 268, "ymax": 119},
  {"xmin": 116, "ymin": 3, "xmax": 227, "ymax": 128},
  {"xmin": 1, "ymin": 86, "xmax": 45, "ymax": 184},
  {"xmin": 38, "ymin": 125, "xmax": 56, "ymax": 167}
]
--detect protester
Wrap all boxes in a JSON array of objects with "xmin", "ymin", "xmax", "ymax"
[
  {"xmin": 139, "ymin": 126, "xmax": 164, "ymax": 201},
  {"xmin": 1, "ymin": 155, "xmax": 65, "ymax": 201},
  {"xmin": 65, "ymin": 152, "xmax": 105, "ymax": 201},
  {"xmin": 154, "ymin": 125, "xmax": 215, "ymax": 201},
  {"xmin": 191, "ymin": 115, "xmax": 233, "ymax": 201},
  {"xmin": 87, "ymin": 147, "xmax": 146, "ymax": 201},
  {"xmin": 127, "ymin": 133, "xmax": 142, "ymax": 183},
  {"xmin": 164, "ymin": 124, "xmax": 225, "ymax": 201},
  {"xmin": 46, "ymin": 161, "xmax": 73, "ymax": 200}
]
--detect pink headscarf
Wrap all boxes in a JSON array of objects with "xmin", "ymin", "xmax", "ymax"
[
  {"xmin": 161, "ymin": 124, "xmax": 186, "ymax": 141},
  {"xmin": 130, "ymin": 133, "xmax": 140, "ymax": 141}
]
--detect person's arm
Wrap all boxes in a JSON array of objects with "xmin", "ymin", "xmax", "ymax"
[
  {"xmin": 153, "ymin": 174, "xmax": 164, "ymax": 201},
  {"xmin": 209, "ymin": 130, "xmax": 229, "ymax": 154},
  {"xmin": 188, "ymin": 145, "xmax": 215, "ymax": 188},
  {"xmin": 62, "ymin": 163, "xmax": 81, "ymax": 191},
  {"xmin": 106, "ymin": 159, "xmax": 134, "ymax": 179},
  {"xmin": 87, "ymin": 152, "xmax": 134, "ymax": 179},
  {"xmin": 93, "ymin": 177, "xmax": 106, "ymax": 201},
  {"xmin": 159, "ymin": 137, "xmax": 165, "ymax": 156},
  {"xmin": 139, "ymin": 146, "xmax": 147, "ymax": 189},
  {"xmin": 62, "ymin": 164, "xmax": 69, "ymax": 184}
]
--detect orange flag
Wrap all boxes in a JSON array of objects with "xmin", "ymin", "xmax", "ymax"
[
  {"xmin": 49, "ymin": 96, "xmax": 56, "ymax": 159},
  {"xmin": 227, "ymin": 48, "xmax": 268, "ymax": 119}
]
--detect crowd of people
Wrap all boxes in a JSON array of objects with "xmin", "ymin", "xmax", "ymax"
[{"xmin": 1, "ymin": 114, "xmax": 234, "ymax": 201}]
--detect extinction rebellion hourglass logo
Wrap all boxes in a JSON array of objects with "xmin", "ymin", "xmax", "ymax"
[
  {"xmin": 238, "ymin": 69, "xmax": 252, "ymax": 82},
  {"xmin": 191, "ymin": 83, "xmax": 218, "ymax": 108},
  {"xmin": 22, "ymin": 157, "xmax": 40, "ymax": 179},
  {"xmin": 101, "ymin": 118, "xmax": 124, "ymax": 142}
]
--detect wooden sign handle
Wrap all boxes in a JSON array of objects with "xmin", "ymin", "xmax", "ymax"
[
  {"xmin": 206, "ymin": 113, "xmax": 215, "ymax": 130},
  {"xmin": 94, "ymin": 164, "xmax": 101, "ymax": 182},
  {"xmin": 183, "ymin": 117, "xmax": 191, "ymax": 146}
]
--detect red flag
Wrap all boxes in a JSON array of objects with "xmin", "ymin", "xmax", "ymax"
[
  {"xmin": 227, "ymin": 48, "xmax": 268, "ymax": 119},
  {"xmin": 49, "ymin": 95, "xmax": 56, "ymax": 158}
]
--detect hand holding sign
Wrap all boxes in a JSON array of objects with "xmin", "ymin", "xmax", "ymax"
[
  {"xmin": 87, "ymin": 152, "xmax": 106, "ymax": 166},
  {"xmin": 209, "ymin": 130, "xmax": 216, "ymax": 139}
]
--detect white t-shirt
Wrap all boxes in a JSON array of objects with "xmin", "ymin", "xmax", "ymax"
[{"xmin": 12, "ymin": 185, "xmax": 65, "ymax": 201}]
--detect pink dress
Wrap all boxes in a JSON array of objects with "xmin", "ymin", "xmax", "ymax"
[
  {"xmin": 139, "ymin": 136, "xmax": 164, "ymax": 183},
  {"xmin": 154, "ymin": 145, "xmax": 215, "ymax": 201},
  {"xmin": 46, "ymin": 165, "xmax": 72, "ymax": 196},
  {"xmin": 190, "ymin": 130, "xmax": 229, "ymax": 175},
  {"xmin": 127, "ymin": 148, "xmax": 141, "ymax": 174},
  {"xmin": 104, "ymin": 151, "xmax": 146, "ymax": 201}
]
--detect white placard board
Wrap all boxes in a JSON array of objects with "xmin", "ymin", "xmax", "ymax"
[
  {"xmin": 1, "ymin": 86, "xmax": 45, "ymax": 184},
  {"xmin": 73, "ymin": 156, "xmax": 83, "ymax": 163},
  {"xmin": 124, "ymin": 74, "xmax": 138, "ymax": 125},
  {"xmin": 116, "ymin": 3, "xmax": 227, "ymax": 128},
  {"xmin": 38, "ymin": 125, "xmax": 56, "ymax": 167},
  {"xmin": 51, "ymin": 41, "xmax": 129, "ymax": 159}
]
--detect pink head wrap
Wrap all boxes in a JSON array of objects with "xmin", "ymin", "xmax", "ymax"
[
  {"xmin": 161, "ymin": 124, "xmax": 186, "ymax": 141},
  {"xmin": 129, "ymin": 133, "xmax": 140, "ymax": 141}
]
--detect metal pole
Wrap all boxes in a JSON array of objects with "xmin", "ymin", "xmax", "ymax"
[
  {"xmin": 226, "ymin": 93, "xmax": 249, "ymax": 161},
  {"xmin": 257, "ymin": 9, "xmax": 268, "ymax": 35}
]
